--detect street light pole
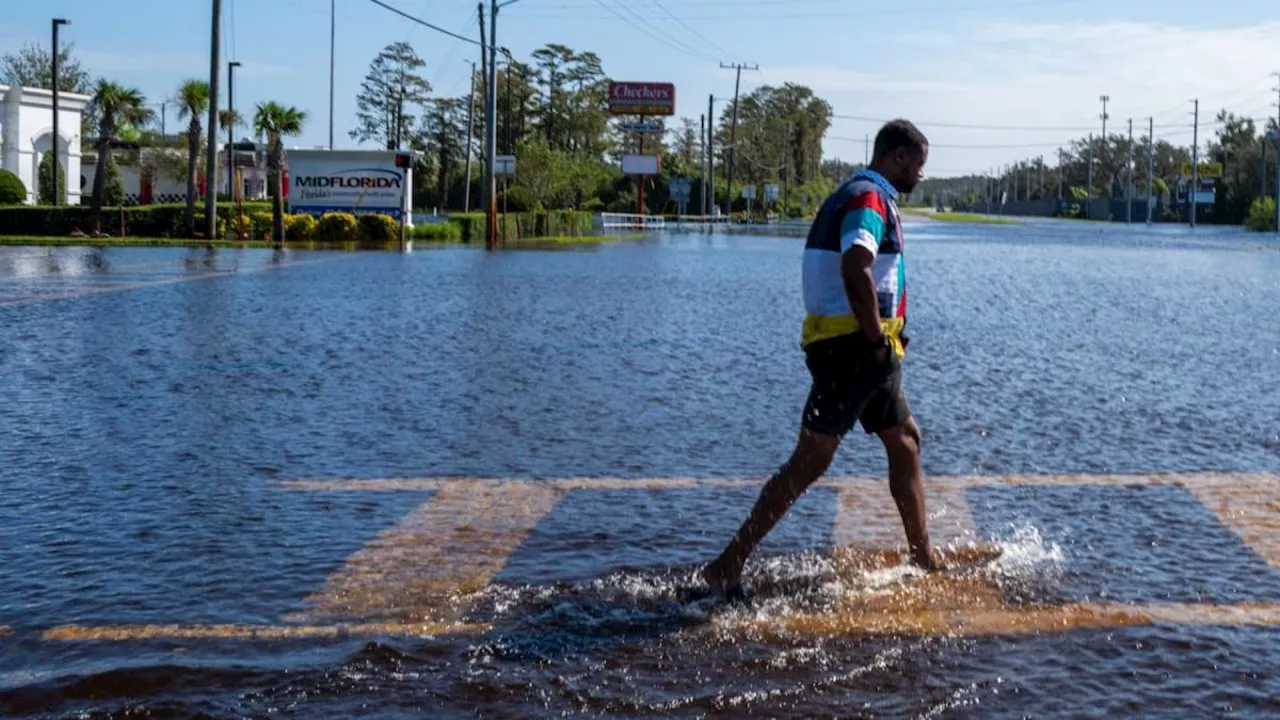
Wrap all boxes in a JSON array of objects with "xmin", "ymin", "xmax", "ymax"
[
  {"xmin": 227, "ymin": 60, "xmax": 241, "ymax": 202},
  {"xmin": 205, "ymin": 0, "xmax": 223, "ymax": 240},
  {"xmin": 51, "ymin": 18, "xmax": 70, "ymax": 206},
  {"xmin": 484, "ymin": 0, "xmax": 499, "ymax": 250},
  {"xmin": 329, "ymin": 0, "xmax": 336, "ymax": 151}
]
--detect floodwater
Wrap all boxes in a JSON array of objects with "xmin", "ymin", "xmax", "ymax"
[{"xmin": 1, "ymin": 219, "xmax": 1279, "ymax": 718}]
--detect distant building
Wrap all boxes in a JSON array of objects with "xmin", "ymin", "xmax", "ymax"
[
  {"xmin": 0, "ymin": 83, "xmax": 92, "ymax": 204},
  {"xmin": 79, "ymin": 138, "xmax": 270, "ymax": 205}
]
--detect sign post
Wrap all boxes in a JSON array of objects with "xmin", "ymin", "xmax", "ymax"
[
  {"xmin": 670, "ymin": 177, "xmax": 691, "ymax": 217},
  {"xmin": 764, "ymin": 183, "xmax": 779, "ymax": 212},
  {"xmin": 608, "ymin": 81, "xmax": 675, "ymax": 225},
  {"xmin": 742, "ymin": 184, "xmax": 757, "ymax": 220}
]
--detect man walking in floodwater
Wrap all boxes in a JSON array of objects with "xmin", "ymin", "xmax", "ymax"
[{"xmin": 702, "ymin": 119, "xmax": 939, "ymax": 601}]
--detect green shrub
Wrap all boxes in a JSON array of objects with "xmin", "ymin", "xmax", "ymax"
[
  {"xmin": 500, "ymin": 186, "xmax": 536, "ymax": 212},
  {"xmin": 285, "ymin": 213, "xmax": 317, "ymax": 242},
  {"xmin": 226, "ymin": 210, "xmax": 251, "ymax": 239},
  {"xmin": 1245, "ymin": 197, "xmax": 1277, "ymax": 232},
  {"xmin": 0, "ymin": 169, "xmax": 27, "ymax": 204},
  {"xmin": 357, "ymin": 213, "xmax": 400, "ymax": 243},
  {"xmin": 316, "ymin": 212, "xmax": 359, "ymax": 243},
  {"xmin": 249, "ymin": 212, "xmax": 274, "ymax": 240},
  {"xmin": 0, "ymin": 202, "xmax": 274, "ymax": 238},
  {"xmin": 193, "ymin": 213, "xmax": 227, "ymax": 239},
  {"xmin": 99, "ymin": 154, "xmax": 126, "ymax": 207},
  {"xmin": 581, "ymin": 197, "xmax": 605, "ymax": 212},
  {"xmin": 412, "ymin": 222, "xmax": 462, "ymax": 243},
  {"xmin": 38, "ymin": 153, "xmax": 66, "ymax": 205},
  {"xmin": 448, "ymin": 212, "xmax": 486, "ymax": 243}
]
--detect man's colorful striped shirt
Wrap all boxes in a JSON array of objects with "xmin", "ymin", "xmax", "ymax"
[{"xmin": 800, "ymin": 168, "xmax": 908, "ymax": 355}]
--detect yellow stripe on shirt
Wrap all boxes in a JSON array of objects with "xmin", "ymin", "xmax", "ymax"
[{"xmin": 801, "ymin": 315, "xmax": 906, "ymax": 357}]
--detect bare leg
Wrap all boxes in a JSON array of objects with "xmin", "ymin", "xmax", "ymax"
[
  {"xmin": 702, "ymin": 428, "xmax": 840, "ymax": 592},
  {"xmin": 878, "ymin": 416, "xmax": 941, "ymax": 570}
]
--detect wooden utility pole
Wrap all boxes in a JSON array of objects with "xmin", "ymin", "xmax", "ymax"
[
  {"xmin": 719, "ymin": 62, "xmax": 757, "ymax": 209},
  {"xmin": 464, "ymin": 62, "xmax": 476, "ymax": 213}
]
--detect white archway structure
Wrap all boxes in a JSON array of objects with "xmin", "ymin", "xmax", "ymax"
[{"xmin": 0, "ymin": 84, "xmax": 91, "ymax": 205}]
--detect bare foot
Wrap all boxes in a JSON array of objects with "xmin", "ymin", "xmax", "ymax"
[
  {"xmin": 911, "ymin": 546, "xmax": 946, "ymax": 572},
  {"xmin": 701, "ymin": 555, "xmax": 741, "ymax": 594}
]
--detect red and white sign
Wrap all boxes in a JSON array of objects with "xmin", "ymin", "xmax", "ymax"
[{"xmin": 608, "ymin": 81, "xmax": 676, "ymax": 116}]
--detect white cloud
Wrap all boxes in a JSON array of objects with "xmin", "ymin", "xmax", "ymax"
[{"xmin": 783, "ymin": 20, "xmax": 1280, "ymax": 175}]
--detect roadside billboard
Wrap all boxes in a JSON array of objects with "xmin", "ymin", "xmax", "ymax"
[
  {"xmin": 608, "ymin": 82, "xmax": 676, "ymax": 116},
  {"xmin": 285, "ymin": 149, "xmax": 413, "ymax": 220},
  {"xmin": 621, "ymin": 154, "xmax": 661, "ymax": 175}
]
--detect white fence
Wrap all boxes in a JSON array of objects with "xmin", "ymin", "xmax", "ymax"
[
  {"xmin": 599, "ymin": 213, "xmax": 666, "ymax": 230},
  {"xmin": 598, "ymin": 213, "xmax": 739, "ymax": 230}
]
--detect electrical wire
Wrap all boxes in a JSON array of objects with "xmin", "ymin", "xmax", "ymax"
[
  {"xmin": 649, "ymin": 0, "xmax": 739, "ymax": 62},
  {"xmin": 595, "ymin": 0, "xmax": 720, "ymax": 63},
  {"xmin": 365, "ymin": 0, "xmax": 482, "ymax": 45}
]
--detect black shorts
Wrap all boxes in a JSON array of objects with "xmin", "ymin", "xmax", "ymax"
[{"xmin": 801, "ymin": 334, "xmax": 912, "ymax": 438}]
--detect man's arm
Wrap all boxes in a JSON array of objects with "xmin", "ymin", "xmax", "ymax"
[
  {"xmin": 836, "ymin": 190, "xmax": 888, "ymax": 349},
  {"xmin": 841, "ymin": 247, "xmax": 883, "ymax": 344}
]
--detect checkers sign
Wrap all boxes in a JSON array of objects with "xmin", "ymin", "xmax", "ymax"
[{"xmin": 608, "ymin": 81, "xmax": 676, "ymax": 116}]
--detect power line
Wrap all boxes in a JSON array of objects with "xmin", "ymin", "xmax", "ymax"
[
  {"xmin": 365, "ymin": 0, "xmax": 482, "ymax": 45},
  {"xmin": 429, "ymin": 12, "xmax": 479, "ymax": 90},
  {"xmin": 830, "ymin": 113, "xmax": 1206, "ymax": 133},
  {"xmin": 650, "ymin": 0, "xmax": 738, "ymax": 61},
  {"xmin": 587, "ymin": 0, "xmax": 719, "ymax": 62}
]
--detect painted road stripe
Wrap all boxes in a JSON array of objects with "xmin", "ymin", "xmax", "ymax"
[
  {"xmin": 0, "ymin": 255, "xmax": 341, "ymax": 307},
  {"xmin": 1188, "ymin": 480, "xmax": 1280, "ymax": 573},
  {"xmin": 42, "ymin": 621, "xmax": 489, "ymax": 642},
  {"xmin": 290, "ymin": 480, "xmax": 562, "ymax": 624},
  {"xmin": 928, "ymin": 484, "xmax": 978, "ymax": 549},
  {"xmin": 832, "ymin": 483, "xmax": 905, "ymax": 551},
  {"xmin": 832, "ymin": 482, "xmax": 976, "ymax": 553},
  {"xmin": 280, "ymin": 472, "xmax": 1280, "ymax": 493},
  {"xmin": 756, "ymin": 602, "xmax": 1280, "ymax": 639},
  {"xmin": 35, "ymin": 602, "xmax": 1280, "ymax": 643}
]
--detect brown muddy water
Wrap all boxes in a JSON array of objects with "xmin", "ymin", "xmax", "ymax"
[{"xmin": 2, "ymin": 221, "xmax": 1279, "ymax": 718}]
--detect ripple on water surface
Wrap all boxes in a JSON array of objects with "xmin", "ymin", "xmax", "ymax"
[{"xmin": 1, "ymin": 228, "xmax": 1279, "ymax": 716}]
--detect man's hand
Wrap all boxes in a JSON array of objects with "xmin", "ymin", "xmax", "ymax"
[
  {"xmin": 841, "ymin": 245, "xmax": 886, "ymax": 354},
  {"xmin": 870, "ymin": 333, "xmax": 892, "ymax": 367}
]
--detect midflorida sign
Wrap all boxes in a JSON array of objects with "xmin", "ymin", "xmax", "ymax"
[
  {"xmin": 608, "ymin": 81, "xmax": 676, "ymax": 116},
  {"xmin": 285, "ymin": 149, "xmax": 412, "ymax": 220}
]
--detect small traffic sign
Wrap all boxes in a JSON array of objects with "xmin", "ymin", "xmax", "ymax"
[{"xmin": 669, "ymin": 177, "xmax": 691, "ymax": 201}]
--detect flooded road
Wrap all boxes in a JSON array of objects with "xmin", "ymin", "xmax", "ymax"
[{"xmin": 2, "ymin": 221, "xmax": 1279, "ymax": 718}]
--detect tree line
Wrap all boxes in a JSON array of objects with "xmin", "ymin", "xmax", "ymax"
[
  {"xmin": 354, "ymin": 41, "xmax": 837, "ymax": 216},
  {"xmin": 921, "ymin": 110, "xmax": 1278, "ymax": 226}
]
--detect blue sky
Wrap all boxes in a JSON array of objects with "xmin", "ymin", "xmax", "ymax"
[{"xmin": 3, "ymin": 0, "xmax": 1278, "ymax": 177}]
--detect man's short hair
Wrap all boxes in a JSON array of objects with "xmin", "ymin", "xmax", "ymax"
[{"xmin": 872, "ymin": 119, "xmax": 928, "ymax": 162}]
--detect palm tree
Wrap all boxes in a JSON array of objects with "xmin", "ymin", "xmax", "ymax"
[
  {"xmin": 218, "ymin": 109, "xmax": 243, "ymax": 134},
  {"xmin": 253, "ymin": 101, "xmax": 307, "ymax": 245},
  {"xmin": 175, "ymin": 79, "xmax": 211, "ymax": 236},
  {"xmin": 88, "ymin": 79, "xmax": 153, "ymax": 232}
]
